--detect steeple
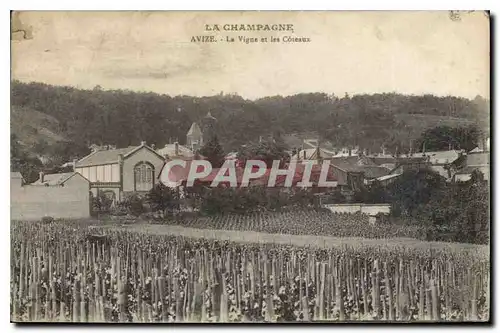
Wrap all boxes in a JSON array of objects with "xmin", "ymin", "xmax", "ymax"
[{"xmin": 186, "ymin": 122, "xmax": 203, "ymax": 152}]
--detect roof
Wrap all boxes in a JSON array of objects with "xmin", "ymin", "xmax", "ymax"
[
  {"xmin": 374, "ymin": 173, "xmax": 402, "ymax": 182},
  {"xmin": 330, "ymin": 156, "xmax": 378, "ymax": 167},
  {"xmin": 77, "ymin": 144, "xmax": 163, "ymax": 167},
  {"xmin": 157, "ymin": 144, "xmax": 194, "ymax": 159},
  {"xmin": 369, "ymin": 156, "xmax": 397, "ymax": 165},
  {"xmin": 360, "ymin": 166, "xmax": 391, "ymax": 179},
  {"xmin": 454, "ymin": 165, "xmax": 490, "ymax": 176},
  {"xmin": 291, "ymin": 148, "xmax": 333, "ymax": 161},
  {"xmin": 411, "ymin": 150, "xmax": 461, "ymax": 164},
  {"xmin": 225, "ymin": 152, "xmax": 239, "ymax": 160},
  {"xmin": 77, "ymin": 146, "xmax": 136, "ymax": 167},
  {"xmin": 32, "ymin": 172, "xmax": 88, "ymax": 186},
  {"xmin": 187, "ymin": 122, "xmax": 203, "ymax": 137}
]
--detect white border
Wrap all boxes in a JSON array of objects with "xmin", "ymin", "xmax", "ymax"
[{"xmin": 2, "ymin": 1, "xmax": 498, "ymax": 332}]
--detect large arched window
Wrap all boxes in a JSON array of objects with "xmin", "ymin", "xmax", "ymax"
[{"xmin": 134, "ymin": 162, "xmax": 154, "ymax": 191}]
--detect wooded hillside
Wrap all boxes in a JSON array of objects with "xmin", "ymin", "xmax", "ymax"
[{"xmin": 11, "ymin": 80, "xmax": 489, "ymax": 157}]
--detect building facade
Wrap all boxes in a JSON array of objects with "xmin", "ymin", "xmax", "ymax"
[{"xmin": 74, "ymin": 141, "xmax": 165, "ymax": 202}]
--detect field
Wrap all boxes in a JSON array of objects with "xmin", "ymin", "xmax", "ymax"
[
  {"xmin": 10, "ymin": 220, "xmax": 490, "ymax": 323},
  {"xmin": 129, "ymin": 208, "xmax": 429, "ymax": 240}
]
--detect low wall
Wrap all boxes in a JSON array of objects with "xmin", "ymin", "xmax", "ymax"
[
  {"xmin": 323, "ymin": 203, "xmax": 391, "ymax": 216},
  {"xmin": 11, "ymin": 184, "xmax": 90, "ymax": 221}
]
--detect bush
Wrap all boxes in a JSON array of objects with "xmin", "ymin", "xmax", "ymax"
[
  {"xmin": 92, "ymin": 191, "xmax": 114, "ymax": 214},
  {"xmin": 146, "ymin": 184, "xmax": 179, "ymax": 216},
  {"xmin": 41, "ymin": 216, "xmax": 54, "ymax": 224},
  {"xmin": 119, "ymin": 194, "xmax": 146, "ymax": 217}
]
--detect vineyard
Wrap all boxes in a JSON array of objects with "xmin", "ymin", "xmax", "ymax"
[
  {"xmin": 151, "ymin": 208, "xmax": 428, "ymax": 240},
  {"xmin": 10, "ymin": 220, "xmax": 489, "ymax": 323}
]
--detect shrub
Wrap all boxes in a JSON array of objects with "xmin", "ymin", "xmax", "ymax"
[
  {"xmin": 41, "ymin": 216, "xmax": 54, "ymax": 224},
  {"xmin": 120, "ymin": 194, "xmax": 146, "ymax": 217}
]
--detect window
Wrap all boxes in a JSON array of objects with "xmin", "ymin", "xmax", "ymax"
[{"xmin": 134, "ymin": 162, "xmax": 154, "ymax": 191}]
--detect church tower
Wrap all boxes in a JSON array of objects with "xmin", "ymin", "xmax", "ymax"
[
  {"xmin": 186, "ymin": 122, "xmax": 203, "ymax": 152},
  {"xmin": 201, "ymin": 111, "xmax": 217, "ymax": 142}
]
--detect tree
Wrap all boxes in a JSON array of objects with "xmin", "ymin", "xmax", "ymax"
[
  {"xmin": 199, "ymin": 135, "xmax": 225, "ymax": 168},
  {"xmin": 416, "ymin": 125, "xmax": 483, "ymax": 152},
  {"xmin": 386, "ymin": 169, "xmax": 447, "ymax": 217},
  {"xmin": 146, "ymin": 183, "xmax": 179, "ymax": 216},
  {"xmin": 354, "ymin": 180, "xmax": 389, "ymax": 204},
  {"xmin": 237, "ymin": 138, "xmax": 289, "ymax": 168}
]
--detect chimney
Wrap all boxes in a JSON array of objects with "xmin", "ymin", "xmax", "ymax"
[
  {"xmin": 382, "ymin": 146, "xmax": 387, "ymax": 156},
  {"xmin": 73, "ymin": 159, "xmax": 78, "ymax": 171},
  {"xmin": 141, "ymin": 141, "xmax": 146, "ymax": 146},
  {"xmin": 175, "ymin": 142, "xmax": 179, "ymax": 156},
  {"xmin": 151, "ymin": 143, "xmax": 156, "ymax": 150},
  {"xmin": 39, "ymin": 171, "xmax": 44, "ymax": 183}
]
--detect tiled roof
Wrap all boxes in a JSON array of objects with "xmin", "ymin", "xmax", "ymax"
[
  {"xmin": 32, "ymin": 172, "xmax": 85, "ymax": 186},
  {"xmin": 77, "ymin": 146, "xmax": 137, "ymax": 167}
]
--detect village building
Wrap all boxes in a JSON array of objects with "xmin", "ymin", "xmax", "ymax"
[
  {"xmin": 365, "ymin": 156, "xmax": 432, "ymax": 186},
  {"xmin": 410, "ymin": 150, "xmax": 464, "ymax": 179},
  {"xmin": 11, "ymin": 171, "xmax": 91, "ymax": 220},
  {"xmin": 451, "ymin": 151, "xmax": 490, "ymax": 182},
  {"xmin": 290, "ymin": 147, "xmax": 333, "ymax": 164},
  {"xmin": 328, "ymin": 156, "xmax": 390, "ymax": 193},
  {"xmin": 157, "ymin": 142, "xmax": 195, "ymax": 160},
  {"xmin": 74, "ymin": 141, "xmax": 164, "ymax": 202}
]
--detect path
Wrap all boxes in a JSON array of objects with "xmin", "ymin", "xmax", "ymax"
[{"xmin": 111, "ymin": 223, "xmax": 489, "ymax": 254}]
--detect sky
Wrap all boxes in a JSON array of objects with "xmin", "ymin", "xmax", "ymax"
[{"xmin": 11, "ymin": 11, "xmax": 490, "ymax": 99}]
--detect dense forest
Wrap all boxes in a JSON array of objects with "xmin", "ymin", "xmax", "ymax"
[{"xmin": 11, "ymin": 80, "xmax": 489, "ymax": 162}]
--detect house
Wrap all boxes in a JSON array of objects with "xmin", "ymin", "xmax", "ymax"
[
  {"xmin": 157, "ymin": 142, "xmax": 195, "ymax": 160},
  {"xmin": 32, "ymin": 171, "xmax": 89, "ymax": 187},
  {"xmin": 451, "ymin": 151, "xmax": 490, "ymax": 182},
  {"xmin": 74, "ymin": 141, "xmax": 165, "ymax": 202},
  {"xmin": 369, "ymin": 156, "xmax": 398, "ymax": 171},
  {"xmin": 389, "ymin": 157, "xmax": 431, "ymax": 175},
  {"xmin": 411, "ymin": 150, "xmax": 463, "ymax": 179},
  {"xmin": 329, "ymin": 156, "xmax": 391, "ymax": 188},
  {"xmin": 11, "ymin": 171, "xmax": 91, "ymax": 220},
  {"xmin": 328, "ymin": 160, "xmax": 365, "ymax": 196},
  {"xmin": 291, "ymin": 147, "xmax": 333, "ymax": 164}
]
